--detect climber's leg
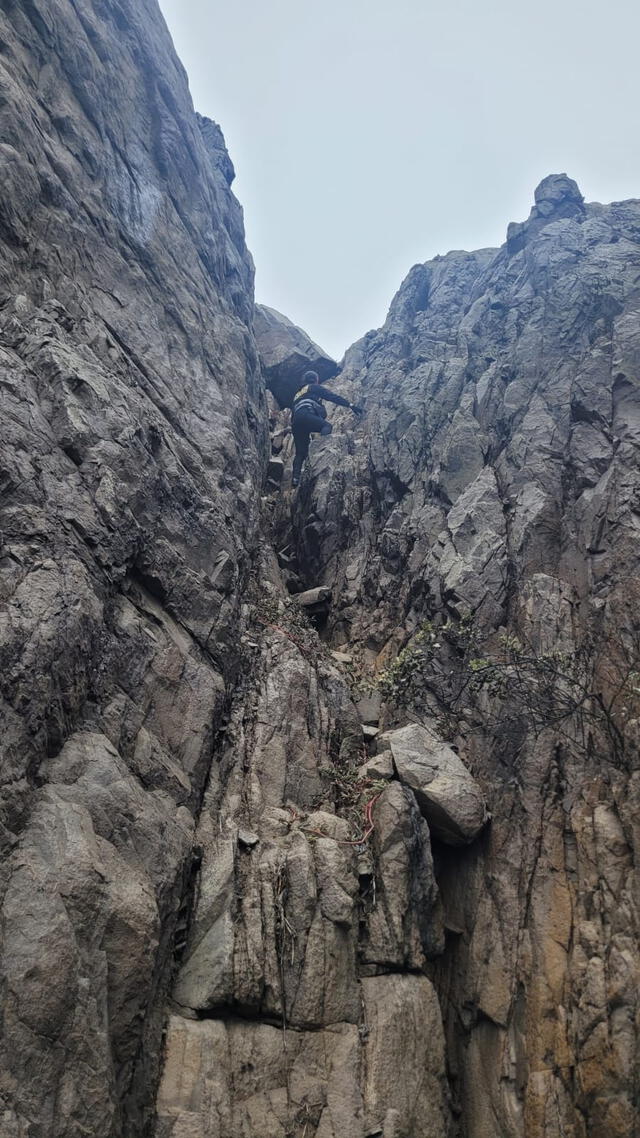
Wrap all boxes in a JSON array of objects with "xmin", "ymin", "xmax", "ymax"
[
  {"xmin": 291, "ymin": 409, "xmax": 329, "ymax": 486},
  {"xmin": 291, "ymin": 434, "xmax": 308, "ymax": 486}
]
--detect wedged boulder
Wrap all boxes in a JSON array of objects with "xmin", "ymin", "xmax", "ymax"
[
  {"xmin": 379, "ymin": 723, "xmax": 488, "ymax": 845},
  {"xmin": 296, "ymin": 585, "xmax": 332, "ymax": 607},
  {"xmin": 255, "ymin": 303, "xmax": 339, "ymax": 408}
]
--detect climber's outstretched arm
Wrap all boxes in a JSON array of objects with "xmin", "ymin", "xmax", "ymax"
[{"xmin": 306, "ymin": 384, "xmax": 360, "ymax": 411}]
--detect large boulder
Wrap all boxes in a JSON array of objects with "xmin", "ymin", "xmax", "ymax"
[
  {"xmin": 255, "ymin": 303, "xmax": 339, "ymax": 408},
  {"xmin": 380, "ymin": 723, "xmax": 488, "ymax": 845}
]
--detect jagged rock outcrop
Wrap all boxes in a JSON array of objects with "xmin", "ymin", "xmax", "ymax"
[
  {"xmin": 155, "ymin": 599, "xmax": 450, "ymax": 1137},
  {"xmin": 293, "ymin": 173, "xmax": 640, "ymax": 1137},
  {"xmin": 156, "ymin": 972, "xmax": 449, "ymax": 1138}
]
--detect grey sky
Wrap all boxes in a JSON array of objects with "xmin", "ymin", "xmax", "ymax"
[{"xmin": 159, "ymin": 0, "xmax": 639, "ymax": 359}]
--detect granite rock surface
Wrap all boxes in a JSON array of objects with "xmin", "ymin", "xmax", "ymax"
[
  {"xmin": 0, "ymin": 1, "xmax": 265, "ymax": 1133},
  {"xmin": 292, "ymin": 172, "xmax": 640, "ymax": 1138}
]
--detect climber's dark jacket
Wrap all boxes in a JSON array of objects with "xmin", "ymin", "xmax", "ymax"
[
  {"xmin": 291, "ymin": 384, "xmax": 359, "ymax": 485},
  {"xmin": 293, "ymin": 382, "xmax": 352, "ymax": 417}
]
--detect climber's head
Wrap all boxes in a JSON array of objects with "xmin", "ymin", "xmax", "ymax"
[{"xmin": 302, "ymin": 370, "xmax": 319, "ymax": 385}]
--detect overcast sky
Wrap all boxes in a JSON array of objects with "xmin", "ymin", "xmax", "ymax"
[{"xmin": 159, "ymin": 0, "xmax": 639, "ymax": 359}]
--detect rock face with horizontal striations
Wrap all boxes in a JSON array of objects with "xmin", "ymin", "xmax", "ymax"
[{"xmin": 1, "ymin": 2, "xmax": 640, "ymax": 1137}]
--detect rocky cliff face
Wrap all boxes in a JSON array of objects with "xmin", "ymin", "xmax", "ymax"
[
  {"xmin": 1, "ymin": 4, "xmax": 639, "ymax": 1138},
  {"xmin": 0, "ymin": 2, "xmax": 266, "ymax": 1134},
  {"xmin": 293, "ymin": 174, "xmax": 640, "ymax": 1138}
]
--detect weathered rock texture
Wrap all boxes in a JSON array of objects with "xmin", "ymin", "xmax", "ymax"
[
  {"xmin": 293, "ymin": 173, "xmax": 640, "ymax": 1137},
  {"xmin": 0, "ymin": 1, "xmax": 266, "ymax": 1134},
  {"xmin": 380, "ymin": 723, "xmax": 488, "ymax": 845},
  {"xmin": 0, "ymin": 3, "xmax": 447, "ymax": 1137},
  {"xmin": 156, "ymin": 607, "xmax": 449, "ymax": 1137},
  {"xmin": 1, "ymin": 4, "xmax": 640, "ymax": 1138}
]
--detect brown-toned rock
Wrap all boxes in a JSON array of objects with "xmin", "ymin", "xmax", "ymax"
[
  {"xmin": 1, "ymin": 0, "xmax": 640, "ymax": 1132},
  {"xmin": 156, "ymin": 1015, "xmax": 364, "ymax": 1138},
  {"xmin": 362, "ymin": 975, "xmax": 450, "ymax": 1138},
  {"xmin": 361, "ymin": 783, "xmax": 444, "ymax": 968},
  {"xmin": 172, "ymin": 631, "xmax": 363, "ymax": 1029}
]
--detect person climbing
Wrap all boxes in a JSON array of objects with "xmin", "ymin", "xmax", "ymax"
[{"xmin": 291, "ymin": 370, "xmax": 363, "ymax": 486}]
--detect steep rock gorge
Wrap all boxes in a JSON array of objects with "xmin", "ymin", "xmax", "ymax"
[{"xmin": 0, "ymin": 5, "xmax": 639, "ymax": 1138}]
